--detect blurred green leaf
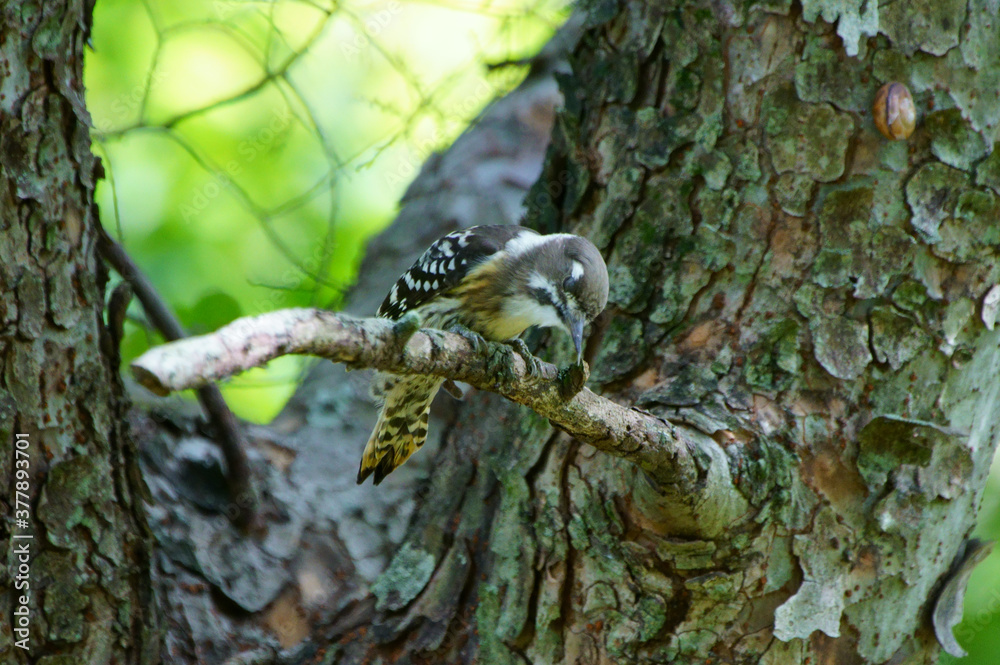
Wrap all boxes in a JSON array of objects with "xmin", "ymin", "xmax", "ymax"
[{"xmin": 182, "ymin": 291, "xmax": 243, "ymax": 334}]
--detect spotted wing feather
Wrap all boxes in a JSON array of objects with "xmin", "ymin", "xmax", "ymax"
[{"xmin": 376, "ymin": 225, "xmax": 533, "ymax": 320}]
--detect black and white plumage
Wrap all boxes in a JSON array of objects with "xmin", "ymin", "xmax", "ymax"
[{"xmin": 358, "ymin": 225, "xmax": 609, "ymax": 485}]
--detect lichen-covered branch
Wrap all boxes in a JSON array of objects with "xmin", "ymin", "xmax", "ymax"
[{"xmin": 130, "ymin": 308, "xmax": 742, "ymax": 506}]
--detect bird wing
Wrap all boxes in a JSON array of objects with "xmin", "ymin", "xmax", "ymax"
[{"xmin": 376, "ymin": 225, "xmax": 534, "ymax": 320}]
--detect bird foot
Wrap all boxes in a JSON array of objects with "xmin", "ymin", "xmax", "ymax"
[
  {"xmin": 448, "ymin": 323, "xmax": 488, "ymax": 355},
  {"xmin": 503, "ymin": 338, "xmax": 544, "ymax": 379}
]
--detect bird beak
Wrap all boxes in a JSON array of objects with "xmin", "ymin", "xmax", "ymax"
[{"xmin": 568, "ymin": 314, "xmax": 585, "ymax": 362}]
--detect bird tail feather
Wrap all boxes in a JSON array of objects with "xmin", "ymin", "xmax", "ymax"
[{"xmin": 357, "ymin": 376, "xmax": 442, "ymax": 485}]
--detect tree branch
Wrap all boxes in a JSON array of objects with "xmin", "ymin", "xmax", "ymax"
[{"xmin": 131, "ymin": 308, "xmax": 748, "ymax": 519}]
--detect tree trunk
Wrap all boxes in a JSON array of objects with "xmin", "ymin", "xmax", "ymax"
[
  {"xmin": 0, "ymin": 2, "xmax": 158, "ymax": 664},
  {"xmin": 6, "ymin": 1, "xmax": 999, "ymax": 665},
  {"xmin": 330, "ymin": 2, "xmax": 1000, "ymax": 663}
]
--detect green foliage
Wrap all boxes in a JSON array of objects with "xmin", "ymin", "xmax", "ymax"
[{"xmin": 85, "ymin": 0, "xmax": 566, "ymax": 420}]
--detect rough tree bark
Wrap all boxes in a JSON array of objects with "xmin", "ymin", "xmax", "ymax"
[
  {"xmin": 0, "ymin": 2, "xmax": 159, "ymax": 664},
  {"xmin": 5, "ymin": 1, "xmax": 1000, "ymax": 665}
]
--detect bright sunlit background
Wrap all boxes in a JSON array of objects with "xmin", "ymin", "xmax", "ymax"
[
  {"xmin": 84, "ymin": 1, "xmax": 1000, "ymax": 661},
  {"xmin": 86, "ymin": 0, "xmax": 565, "ymax": 420}
]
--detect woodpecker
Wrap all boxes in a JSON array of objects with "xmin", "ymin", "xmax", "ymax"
[{"xmin": 357, "ymin": 225, "xmax": 609, "ymax": 485}]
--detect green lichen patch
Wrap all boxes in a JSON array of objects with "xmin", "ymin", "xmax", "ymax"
[
  {"xmin": 801, "ymin": 0, "xmax": 878, "ymax": 56},
  {"xmin": 842, "ymin": 574, "xmax": 918, "ymax": 662},
  {"xmin": 475, "ymin": 585, "xmax": 522, "ymax": 665},
  {"xmin": 655, "ymin": 538, "xmax": 717, "ymax": 569},
  {"xmin": 794, "ymin": 34, "xmax": 871, "ymax": 111},
  {"xmin": 606, "ymin": 175, "xmax": 687, "ymax": 312},
  {"xmin": 765, "ymin": 89, "xmax": 854, "ymax": 182},
  {"xmin": 909, "ymin": 49, "xmax": 1000, "ymax": 145},
  {"xmin": 594, "ymin": 160, "xmax": 643, "ymax": 237},
  {"xmin": 811, "ymin": 182, "xmax": 915, "ymax": 296},
  {"xmin": 774, "ymin": 172, "xmax": 815, "ymax": 217},
  {"xmin": 668, "ymin": 571, "xmax": 744, "ymax": 652},
  {"xmin": 847, "ymin": 413, "xmax": 974, "ymax": 661},
  {"xmin": 371, "ymin": 542, "xmax": 436, "ymax": 612},
  {"xmin": 959, "ymin": 0, "xmax": 1000, "ymax": 71},
  {"xmin": 634, "ymin": 108, "xmax": 700, "ymax": 169},
  {"xmin": 37, "ymin": 456, "xmax": 114, "ymax": 551},
  {"xmin": 590, "ymin": 316, "xmax": 647, "ymax": 383},
  {"xmin": 869, "ymin": 307, "xmax": 930, "ymax": 370},
  {"xmin": 856, "ymin": 415, "xmax": 951, "ymax": 488},
  {"xmin": 660, "ymin": 9, "xmax": 703, "ymax": 71},
  {"xmin": 925, "ymin": 109, "xmax": 989, "ymax": 171},
  {"xmin": 588, "ymin": 48, "xmax": 640, "ymax": 104},
  {"xmin": 488, "ymin": 477, "xmax": 538, "ymax": 641},
  {"xmin": 36, "ymin": 550, "xmax": 89, "ymax": 643},
  {"xmin": 616, "ymin": 1, "xmax": 668, "ymax": 58},
  {"xmin": 595, "ymin": 108, "xmax": 640, "ymax": 185},
  {"xmin": 582, "ymin": 580, "xmax": 619, "ymax": 615},
  {"xmin": 762, "ymin": 533, "xmax": 797, "ymax": 593},
  {"xmin": 635, "ymin": 594, "xmax": 667, "ymax": 641},
  {"xmin": 880, "ymin": 0, "xmax": 963, "ymax": 56},
  {"xmin": 637, "ymin": 360, "xmax": 719, "ymax": 408},
  {"xmin": 733, "ymin": 140, "xmax": 761, "ymax": 182},
  {"xmin": 935, "ymin": 189, "xmax": 1000, "ymax": 262},
  {"xmin": 726, "ymin": 23, "xmax": 799, "ymax": 127},
  {"xmin": 891, "ymin": 279, "xmax": 929, "ymax": 312},
  {"xmin": 941, "ymin": 297, "xmax": 975, "ymax": 350},
  {"xmin": 872, "ymin": 50, "xmax": 910, "ymax": 87},
  {"xmin": 793, "ymin": 281, "xmax": 826, "ymax": 320},
  {"xmin": 870, "ymin": 351, "xmax": 947, "ymax": 422},
  {"xmin": 974, "ymin": 145, "xmax": 1000, "ymax": 195},
  {"xmin": 904, "ymin": 161, "xmax": 969, "ymax": 243},
  {"xmin": 810, "ymin": 317, "xmax": 872, "ymax": 380},
  {"xmin": 810, "ymin": 248, "xmax": 851, "ymax": 288},
  {"xmin": 686, "ymin": 149, "xmax": 732, "ymax": 190},
  {"xmin": 743, "ymin": 318, "xmax": 802, "ymax": 392},
  {"xmin": 815, "ymin": 182, "xmax": 874, "ymax": 242},
  {"xmin": 695, "ymin": 186, "xmax": 739, "ymax": 233}
]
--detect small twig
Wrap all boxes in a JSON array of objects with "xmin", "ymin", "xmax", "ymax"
[
  {"xmin": 131, "ymin": 308, "xmax": 731, "ymax": 496},
  {"xmin": 104, "ymin": 282, "xmax": 133, "ymax": 368},
  {"xmin": 98, "ymin": 229, "xmax": 259, "ymax": 529}
]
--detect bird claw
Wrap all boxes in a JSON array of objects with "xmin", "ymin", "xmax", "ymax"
[
  {"xmin": 503, "ymin": 338, "xmax": 543, "ymax": 379},
  {"xmin": 448, "ymin": 323, "xmax": 488, "ymax": 355}
]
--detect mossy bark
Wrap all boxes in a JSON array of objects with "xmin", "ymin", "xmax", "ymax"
[
  {"xmin": 345, "ymin": 2, "xmax": 1000, "ymax": 663},
  {"xmin": 0, "ymin": 4, "xmax": 158, "ymax": 664}
]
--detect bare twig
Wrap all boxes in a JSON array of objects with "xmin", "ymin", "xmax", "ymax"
[
  {"xmin": 131, "ymin": 308, "xmax": 742, "ymax": 503},
  {"xmin": 98, "ymin": 230, "xmax": 259, "ymax": 529}
]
